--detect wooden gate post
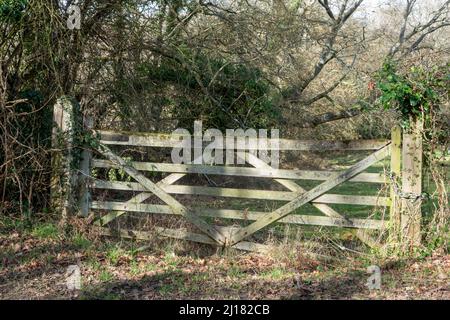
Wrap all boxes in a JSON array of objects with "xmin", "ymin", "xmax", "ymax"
[
  {"xmin": 400, "ymin": 119, "xmax": 423, "ymax": 247},
  {"xmin": 51, "ymin": 97, "xmax": 79, "ymax": 223},
  {"xmin": 389, "ymin": 125, "xmax": 402, "ymax": 242},
  {"xmin": 77, "ymin": 115, "xmax": 93, "ymax": 217}
]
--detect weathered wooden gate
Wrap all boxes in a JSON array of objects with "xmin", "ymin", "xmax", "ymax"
[
  {"xmin": 52, "ymin": 99, "xmax": 423, "ymax": 252},
  {"xmin": 86, "ymin": 129, "xmax": 394, "ymax": 252}
]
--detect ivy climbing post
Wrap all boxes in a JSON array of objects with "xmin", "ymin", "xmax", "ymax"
[
  {"xmin": 389, "ymin": 125, "xmax": 402, "ymax": 242},
  {"xmin": 375, "ymin": 61, "xmax": 444, "ymax": 251},
  {"xmin": 400, "ymin": 119, "xmax": 423, "ymax": 247},
  {"xmin": 51, "ymin": 97, "xmax": 80, "ymax": 225}
]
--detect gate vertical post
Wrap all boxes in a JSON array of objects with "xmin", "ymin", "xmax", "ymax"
[
  {"xmin": 389, "ymin": 126, "xmax": 402, "ymax": 242},
  {"xmin": 400, "ymin": 119, "xmax": 423, "ymax": 247},
  {"xmin": 51, "ymin": 97, "xmax": 78, "ymax": 224},
  {"xmin": 77, "ymin": 115, "xmax": 93, "ymax": 217}
]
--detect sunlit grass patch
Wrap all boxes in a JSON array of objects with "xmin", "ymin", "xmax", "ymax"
[
  {"xmin": 105, "ymin": 245, "xmax": 130, "ymax": 266},
  {"xmin": 261, "ymin": 266, "xmax": 292, "ymax": 280},
  {"xmin": 31, "ymin": 223, "xmax": 59, "ymax": 239},
  {"xmin": 71, "ymin": 233, "xmax": 92, "ymax": 250},
  {"xmin": 99, "ymin": 270, "xmax": 114, "ymax": 282}
]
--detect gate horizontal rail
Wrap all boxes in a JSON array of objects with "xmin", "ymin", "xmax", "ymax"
[
  {"xmin": 92, "ymin": 159, "xmax": 387, "ymax": 183},
  {"xmin": 97, "ymin": 130, "xmax": 389, "ymax": 151},
  {"xmin": 91, "ymin": 201, "xmax": 385, "ymax": 230},
  {"xmin": 91, "ymin": 180, "xmax": 390, "ymax": 206}
]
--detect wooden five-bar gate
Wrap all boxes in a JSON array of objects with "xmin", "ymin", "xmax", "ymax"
[{"xmin": 52, "ymin": 98, "xmax": 423, "ymax": 253}]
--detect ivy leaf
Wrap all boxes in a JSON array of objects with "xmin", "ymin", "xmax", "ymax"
[{"xmin": 410, "ymin": 98, "xmax": 419, "ymax": 107}]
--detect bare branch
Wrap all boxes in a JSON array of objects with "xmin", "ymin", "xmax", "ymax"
[
  {"xmin": 389, "ymin": 0, "xmax": 450, "ymax": 58},
  {"xmin": 405, "ymin": 22, "xmax": 450, "ymax": 55},
  {"xmin": 339, "ymin": 0, "xmax": 365, "ymax": 24},
  {"xmin": 303, "ymin": 73, "xmax": 349, "ymax": 106},
  {"xmin": 318, "ymin": 0, "xmax": 336, "ymax": 20},
  {"xmin": 296, "ymin": 106, "xmax": 363, "ymax": 128},
  {"xmin": 285, "ymin": 0, "xmax": 364, "ymax": 104}
]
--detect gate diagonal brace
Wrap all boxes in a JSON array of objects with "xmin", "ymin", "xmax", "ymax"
[
  {"xmin": 96, "ymin": 154, "xmax": 210, "ymax": 226},
  {"xmin": 95, "ymin": 143, "xmax": 228, "ymax": 246},
  {"xmin": 229, "ymin": 144, "xmax": 391, "ymax": 246},
  {"xmin": 240, "ymin": 152, "xmax": 381, "ymax": 247}
]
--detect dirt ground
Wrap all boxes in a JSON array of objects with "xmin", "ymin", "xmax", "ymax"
[{"xmin": 0, "ymin": 221, "xmax": 448, "ymax": 300}]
